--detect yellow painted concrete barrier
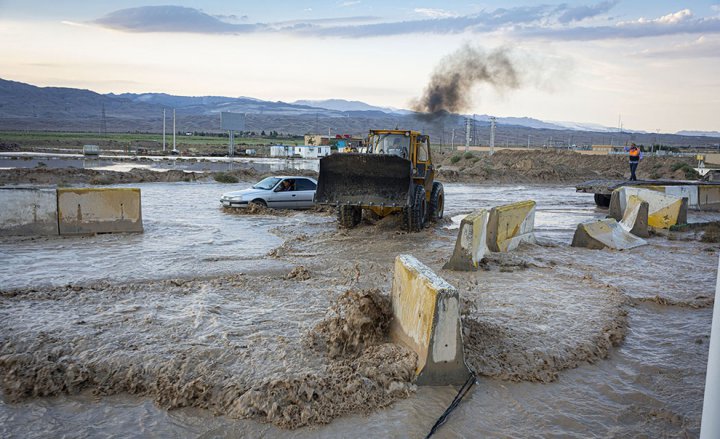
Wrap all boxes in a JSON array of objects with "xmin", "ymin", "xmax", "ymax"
[
  {"xmin": 0, "ymin": 187, "xmax": 58, "ymax": 236},
  {"xmin": 571, "ymin": 218, "xmax": 647, "ymax": 250},
  {"xmin": 609, "ymin": 187, "xmax": 687, "ymax": 229},
  {"xmin": 619, "ymin": 195, "xmax": 649, "ymax": 238},
  {"xmin": 390, "ymin": 254, "xmax": 471, "ymax": 386},
  {"xmin": 486, "ymin": 200, "xmax": 536, "ymax": 252},
  {"xmin": 57, "ymin": 188, "xmax": 143, "ymax": 235},
  {"xmin": 443, "ymin": 209, "xmax": 489, "ymax": 271}
]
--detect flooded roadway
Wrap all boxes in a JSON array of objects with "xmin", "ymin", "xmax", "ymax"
[{"xmin": 0, "ymin": 182, "xmax": 716, "ymax": 437}]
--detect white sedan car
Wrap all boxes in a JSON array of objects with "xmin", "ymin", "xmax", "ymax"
[{"xmin": 220, "ymin": 176, "xmax": 317, "ymax": 209}]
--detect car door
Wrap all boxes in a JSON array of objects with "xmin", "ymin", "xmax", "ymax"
[
  {"xmin": 293, "ymin": 178, "xmax": 317, "ymax": 208},
  {"xmin": 267, "ymin": 179, "xmax": 296, "ymax": 208}
]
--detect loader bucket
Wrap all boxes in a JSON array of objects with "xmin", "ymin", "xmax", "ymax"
[{"xmin": 316, "ymin": 153, "xmax": 413, "ymax": 207}]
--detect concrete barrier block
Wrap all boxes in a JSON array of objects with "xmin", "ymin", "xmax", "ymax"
[
  {"xmin": 699, "ymin": 186, "xmax": 720, "ymax": 211},
  {"xmin": 664, "ymin": 185, "xmax": 698, "ymax": 209},
  {"xmin": 0, "ymin": 187, "xmax": 59, "ymax": 236},
  {"xmin": 443, "ymin": 209, "xmax": 489, "ymax": 271},
  {"xmin": 391, "ymin": 254, "xmax": 471, "ymax": 386},
  {"xmin": 571, "ymin": 218, "xmax": 647, "ymax": 250},
  {"xmin": 609, "ymin": 187, "xmax": 687, "ymax": 229},
  {"xmin": 608, "ymin": 189, "xmax": 623, "ymax": 221},
  {"xmin": 58, "ymin": 188, "xmax": 143, "ymax": 235},
  {"xmin": 486, "ymin": 200, "xmax": 536, "ymax": 252},
  {"xmin": 619, "ymin": 195, "xmax": 649, "ymax": 238}
]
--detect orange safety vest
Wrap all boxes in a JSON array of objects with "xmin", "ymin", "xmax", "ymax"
[{"xmin": 629, "ymin": 147, "xmax": 640, "ymax": 162}]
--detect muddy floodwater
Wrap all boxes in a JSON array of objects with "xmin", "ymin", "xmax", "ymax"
[{"xmin": 0, "ymin": 182, "xmax": 716, "ymax": 438}]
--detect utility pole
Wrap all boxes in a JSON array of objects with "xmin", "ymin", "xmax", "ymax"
[
  {"xmin": 229, "ymin": 130, "xmax": 234, "ymax": 157},
  {"xmin": 527, "ymin": 134, "xmax": 530, "ymax": 148},
  {"xmin": 101, "ymin": 104, "xmax": 107, "ymax": 136},
  {"xmin": 650, "ymin": 128, "xmax": 660, "ymax": 153},
  {"xmin": 465, "ymin": 117, "xmax": 470, "ymax": 152},
  {"xmin": 489, "ymin": 116, "xmax": 496, "ymax": 155},
  {"xmin": 472, "ymin": 114, "xmax": 478, "ymax": 147},
  {"xmin": 172, "ymin": 109, "xmax": 177, "ymax": 153},
  {"xmin": 162, "ymin": 109, "xmax": 166, "ymax": 152},
  {"xmin": 451, "ymin": 129, "xmax": 455, "ymax": 151}
]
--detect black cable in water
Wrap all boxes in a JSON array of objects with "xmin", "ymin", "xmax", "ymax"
[{"xmin": 424, "ymin": 371, "xmax": 477, "ymax": 439}]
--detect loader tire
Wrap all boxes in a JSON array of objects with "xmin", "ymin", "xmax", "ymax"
[
  {"xmin": 403, "ymin": 185, "xmax": 427, "ymax": 232},
  {"xmin": 337, "ymin": 205, "xmax": 362, "ymax": 228},
  {"xmin": 594, "ymin": 193, "xmax": 611, "ymax": 208},
  {"xmin": 428, "ymin": 182, "xmax": 444, "ymax": 222}
]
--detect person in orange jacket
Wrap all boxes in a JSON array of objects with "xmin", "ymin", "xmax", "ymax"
[{"xmin": 624, "ymin": 143, "xmax": 643, "ymax": 181}]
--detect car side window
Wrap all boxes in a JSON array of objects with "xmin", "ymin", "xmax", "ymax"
[
  {"xmin": 275, "ymin": 179, "xmax": 295, "ymax": 192},
  {"xmin": 295, "ymin": 179, "xmax": 317, "ymax": 191}
]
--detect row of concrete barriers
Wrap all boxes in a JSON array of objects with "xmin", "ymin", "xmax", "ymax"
[
  {"xmin": 394, "ymin": 190, "xmax": 691, "ymax": 385},
  {"xmin": 0, "ymin": 187, "xmax": 143, "ymax": 236},
  {"xmin": 572, "ymin": 186, "xmax": 689, "ymax": 250},
  {"xmin": 390, "ymin": 201, "xmax": 540, "ymax": 385}
]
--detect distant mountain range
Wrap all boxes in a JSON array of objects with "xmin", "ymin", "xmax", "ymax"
[
  {"xmin": 0, "ymin": 78, "xmax": 717, "ymax": 147},
  {"xmin": 676, "ymin": 130, "xmax": 720, "ymax": 138},
  {"xmin": 295, "ymin": 99, "xmax": 633, "ymax": 133},
  {"xmin": 292, "ymin": 99, "xmax": 410, "ymax": 115}
]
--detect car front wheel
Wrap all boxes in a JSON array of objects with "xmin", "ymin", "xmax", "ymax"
[{"xmin": 250, "ymin": 199, "xmax": 267, "ymax": 207}]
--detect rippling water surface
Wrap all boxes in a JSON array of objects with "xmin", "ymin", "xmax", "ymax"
[{"xmin": 0, "ymin": 182, "xmax": 715, "ymax": 438}]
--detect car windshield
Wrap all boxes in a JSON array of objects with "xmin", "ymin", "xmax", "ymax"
[{"xmin": 252, "ymin": 177, "xmax": 281, "ymax": 190}]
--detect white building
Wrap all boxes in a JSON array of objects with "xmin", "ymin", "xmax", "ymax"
[
  {"xmin": 270, "ymin": 145, "xmax": 293, "ymax": 157},
  {"xmin": 294, "ymin": 145, "xmax": 331, "ymax": 159}
]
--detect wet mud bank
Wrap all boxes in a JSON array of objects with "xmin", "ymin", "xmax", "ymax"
[
  {"xmin": 436, "ymin": 149, "xmax": 700, "ymax": 183},
  {"xmin": 0, "ymin": 166, "xmax": 318, "ymax": 187}
]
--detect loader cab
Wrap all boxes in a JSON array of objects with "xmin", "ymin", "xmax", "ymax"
[
  {"xmin": 413, "ymin": 134, "xmax": 431, "ymax": 179},
  {"xmin": 371, "ymin": 133, "xmax": 410, "ymax": 159},
  {"xmin": 368, "ymin": 130, "xmax": 433, "ymax": 182}
]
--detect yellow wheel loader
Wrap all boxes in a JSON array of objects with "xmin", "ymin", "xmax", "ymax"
[{"xmin": 315, "ymin": 129, "xmax": 444, "ymax": 232}]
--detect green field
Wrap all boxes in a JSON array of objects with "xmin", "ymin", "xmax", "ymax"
[{"xmin": 0, "ymin": 131, "xmax": 305, "ymax": 152}]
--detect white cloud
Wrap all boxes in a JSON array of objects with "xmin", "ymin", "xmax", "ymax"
[
  {"xmin": 94, "ymin": 6, "xmax": 263, "ymax": 33},
  {"xmin": 414, "ymin": 8, "xmax": 457, "ymax": 19},
  {"xmin": 620, "ymin": 9, "xmax": 693, "ymax": 26},
  {"xmin": 340, "ymin": 1, "xmax": 361, "ymax": 7},
  {"xmin": 90, "ymin": 4, "xmax": 720, "ymax": 42}
]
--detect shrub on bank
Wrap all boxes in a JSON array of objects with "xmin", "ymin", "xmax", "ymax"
[
  {"xmin": 214, "ymin": 172, "xmax": 239, "ymax": 183},
  {"xmin": 670, "ymin": 162, "xmax": 700, "ymax": 180}
]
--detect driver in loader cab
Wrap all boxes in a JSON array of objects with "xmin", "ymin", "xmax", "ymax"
[{"xmin": 389, "ymin": 138, "xmax": 408, "ymax": 159}]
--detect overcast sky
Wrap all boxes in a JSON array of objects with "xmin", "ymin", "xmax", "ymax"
[{"xmin": 1, "ymin": 1, "xmax": 718, "ymax": 132}]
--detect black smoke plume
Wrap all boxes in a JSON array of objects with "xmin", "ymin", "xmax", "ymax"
[{"xmin": 412, "ymin": 45, "xmax": 520, "ymax": 120}]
